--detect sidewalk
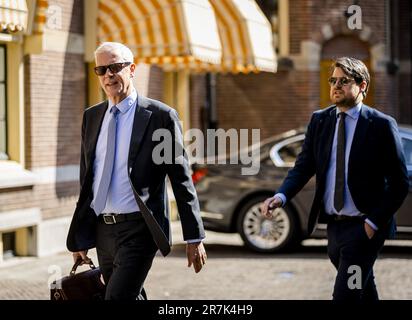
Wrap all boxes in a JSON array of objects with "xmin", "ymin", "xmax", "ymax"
[{"xmin": 1, "ymin": 221, "xmax": 412, "ymax": 300}]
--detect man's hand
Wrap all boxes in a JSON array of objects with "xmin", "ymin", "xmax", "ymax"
[
  {"xmin": 186, "ymin": 242, "xmax": 207, "ymax": 273},
  {"xmin": 72, "ymin": 250, "xmax": 91, "ymax": 265},
  {"xmin": 364, "ymin": 222, "xmax": 375, "ymax": 239},
  {"xmin": 261, "ymin": 196, "xmax": 283, "ymax": 218}
]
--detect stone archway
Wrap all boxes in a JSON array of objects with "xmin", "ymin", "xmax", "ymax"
[
  {"xmin": 320, "ymin": 35, "xmax": 373, "ymax": 108},
  {"xmin": 314, "ymin": 20, "xmax": 386, "ymax": 73}
]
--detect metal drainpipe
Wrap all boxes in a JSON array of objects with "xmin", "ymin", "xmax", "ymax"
[
  {"xmin": 385, "ymin": 0, "xmax": 400, "ymax": 120},
  {"xmin": 206, "ymin": 72, "xmax": 217, "ymax": 129},
  {"xmin": 410, "ymin": 1, "xmax": 412, "ymax": 124},
  {"xmin": 205, "ymin": 72, "xmax": 217, "ymax": 157}
]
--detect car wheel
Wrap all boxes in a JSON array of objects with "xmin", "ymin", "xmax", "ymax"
[{"xmin": 237, "ymin": 196, "xmax": 299, "ymax": 253}]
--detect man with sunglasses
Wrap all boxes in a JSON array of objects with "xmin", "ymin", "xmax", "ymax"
[
  {"xmin": 262, "ymin": 57, "xmax": 408, "ymax": 300},
  {"xmin": 66, "ymin": 42, "xmax": 207, "ymax": 300}
]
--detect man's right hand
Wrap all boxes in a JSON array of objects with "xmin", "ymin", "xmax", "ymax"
[
  {"xmin": 72, "ymin": 250, "xmax": 91, "ymax": 265},
  {"xmin": 261, "ymin": 196, "xmax": 283, "ymax": 218}
]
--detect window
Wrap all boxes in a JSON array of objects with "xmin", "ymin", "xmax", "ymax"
[
  {"xmin": 2, "ymin": 231, "xmax": 16, "ymax": 260},
  {"xmin": 402, "ymin": 137, "xmax": 412, "ymax": 166},
  {"xmin": 0, "ymin": 45, "xmax": 6, "ymax": 160},
  {"xmin": 270, "ymin": 134, "xmax": 305, "ymax": 167},
  {"xmin": 278, "ymin": 140, "xmax": 303, "ymax": 164}
]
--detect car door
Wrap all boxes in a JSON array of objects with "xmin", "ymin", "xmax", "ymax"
[
  {"xmin": 269, "ymin": 133, "xmax": 316, "ymax": 221},
  {"xmin": 395, "ymin": 132, "xmax": 412, "ymax": 230}
]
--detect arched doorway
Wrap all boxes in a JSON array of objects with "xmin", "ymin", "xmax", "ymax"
[{"xmin": 320, "ymin": 35, "xmax": 373, "ymax": 108}]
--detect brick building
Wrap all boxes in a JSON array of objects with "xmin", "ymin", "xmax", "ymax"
[
  {"xmin": 0, "ymin": 0, "xmax": 276, "ymax": 261},
  {"xmin": 0, "ymin": 0, "xmax": 410, "ymax": 262},
  {"xmin": 213, "ymin": 0, "xmax": 412, "ymax": 140}
]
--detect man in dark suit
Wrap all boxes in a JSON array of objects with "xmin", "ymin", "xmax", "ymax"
[
  {"xmin": 262, "ymin": 57, "xmax": 409, "ymax": 300},
  {"xmin": 66, "ymin": 42, "xmax": 207, "ymax": 300}
]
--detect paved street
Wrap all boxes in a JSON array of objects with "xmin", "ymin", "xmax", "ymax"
[{"xmin": 0, "ymin": 222, "xmax": 412, "ymax": 300}]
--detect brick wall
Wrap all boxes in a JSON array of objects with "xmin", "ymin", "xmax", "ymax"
[
  {"xmin": 0, "ymin": 182, "xmax": 78, "ymax": 218},
  {"xmin": 397, "ymin": 0, "xmax": 412, "ymax": 124},
  {"xmin": 49, "ymin": 0, "xmax": 84, "ymax": 34},
  {"xmin": 291, "ymin": 0, "xmax": 386, "ymax": 52},
  {"xmin": 190, "ymin": 74, "xmax": 207, "ymax": 130},
  {"xmin": 1, "ymin": 0, "xmax": 86, "ymax": 224},
  {"xmin": 135, "ymin": 64, "xmax": 164, "ymax": 101},
  {"xmin": 25, "ymin": 51, "xmax": 85, "ymax": 169},
  {"xmin": 147, "ymin": 66, "xmax": 164, "ymax": 101},
  {"xmin": 216, "ymin": 70, "xmax": 318, "ymax": 140},
  {"xmin": 212, "ymin": 0, "xmax": 411, "ymax": 143}
]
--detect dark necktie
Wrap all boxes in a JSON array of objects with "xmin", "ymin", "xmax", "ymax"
[
  {"xmin": 334, "ymin": 112, "xmax": 346, "ymax": 212},
  {"xmin": 94, "ymin": 106, "xmax": 119, "ymax": 215}
]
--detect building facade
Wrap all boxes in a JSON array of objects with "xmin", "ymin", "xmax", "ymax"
[
  {"xmin": 0, "ymin": 0, "xmax": 410, "ymax": 262},
  {"xmin": 213, "ymin": 0, "xmax": 412, "ymax": 140},
  {"xmin": 0, "ymin": 0, "xmax": 276, "ymax": 261}
]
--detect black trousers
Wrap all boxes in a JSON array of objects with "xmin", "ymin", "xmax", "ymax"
[
  {"xmin": 327, "ymin": 218, "xmax": 385, "ymax": 301},
  {"xmin": 96, "ymin": 215, "xmax": 158, "ymax": 300}
]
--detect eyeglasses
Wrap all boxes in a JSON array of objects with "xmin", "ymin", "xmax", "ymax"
[
  {"xmin": 328, "ymin": 77, "xmax": 356, "ymax": 87},
  {"xmin": 94, "ymin": 62, "xmax": 132, "ymax": 76}
]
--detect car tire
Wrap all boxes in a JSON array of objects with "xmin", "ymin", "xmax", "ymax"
[{"xmin": 237, "ymin": 196, "xmax": 300, "ymax": 253}]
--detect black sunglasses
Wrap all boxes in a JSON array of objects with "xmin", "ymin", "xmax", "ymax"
[
  {"xmin": 328, "ymin": 76, "xmax": 356, "ymax": 87},
  {"xmin": 94, "ymin": 62, "xmax": 132, "ymax": 76}
]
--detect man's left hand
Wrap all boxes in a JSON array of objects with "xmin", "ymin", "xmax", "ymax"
[
  {"xmin": 186, "ymin": 242, "xmax": 207, "ymax": 273},
  {"xmin": 364, "ymin": 222, "xmax": 375, "ymax": 239}
]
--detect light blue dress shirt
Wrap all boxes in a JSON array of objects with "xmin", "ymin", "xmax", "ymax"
[
  {"xmin": 275, "ymin": 103, "xmax": 378, "ymax": 230},
  {"xmin": 90, "ymin": 89, "xmax": 203, "ymax": 243},
  {"xmin": 91, "ymin": 90, "xmax": 139, "ymax": 215}
]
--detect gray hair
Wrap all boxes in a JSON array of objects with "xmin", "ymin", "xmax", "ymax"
[{"xmin": 94, "ymin": 42, "xmax": 134, "ymax": 63}]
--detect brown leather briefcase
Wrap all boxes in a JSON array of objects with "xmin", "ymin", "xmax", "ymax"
[{"xmin": 50, "ymin": 259, "xmax": 106, "ymax": 300}]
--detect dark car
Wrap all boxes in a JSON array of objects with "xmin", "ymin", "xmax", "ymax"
[{"xmin": 192, "ymin": 126, "xmax": 412, "ymax": 253}]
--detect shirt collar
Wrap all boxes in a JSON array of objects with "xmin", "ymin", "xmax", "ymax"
[
  {"xmin": 336, "ymin": 102, "xmax": 362, "ymax": 120},
  {"xmin": 108, "ymin": 88, "xmax": 137, "ymax": 114}
]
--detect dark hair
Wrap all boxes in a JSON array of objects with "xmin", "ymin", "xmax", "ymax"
[{"xmin": 332, "ymin": 57, "xmax": 370, "ymax": 98}]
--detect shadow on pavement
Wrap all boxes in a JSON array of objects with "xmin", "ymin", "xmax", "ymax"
[{"xmin": 169, "ymin": 243, "xmax": 412, "ymax": 260}]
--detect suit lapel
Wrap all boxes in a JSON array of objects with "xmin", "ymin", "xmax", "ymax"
[
  {"xmin": 86, "ymin": 101, "xmax": 108, "ymax": 166},
  {"xmin": 318, "ymin": 107, "xmax": 337, "ymax": 177},
  {"xmin": 349, "ymin": 104, "xmax": 370, "ymax": 163},
  {"xmin": 128, "ymin": 95, "xmax": 152, "ymax": 170}
]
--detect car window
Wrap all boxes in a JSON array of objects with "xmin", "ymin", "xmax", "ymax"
[
  {"xmin": 401, "ymin": 137, "xmax": 412, "ymax": 166},
  {"xmin": 278, "ymin": 140, "xmax": 303, "ymax": 164}
]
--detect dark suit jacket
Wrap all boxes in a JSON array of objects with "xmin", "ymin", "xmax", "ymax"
[
  {"xmin": 278, "ymin": 104, "xmax": 409, "ymax": 238},
  {"xmin": 66, "ymin": 95, "xmax": 205, "ymax": 252}
]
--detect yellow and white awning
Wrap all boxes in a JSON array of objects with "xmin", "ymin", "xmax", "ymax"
[
  {"xmin": 209, "ymin": 0, "xmax": 277, "ymax": 73},
  {"xmin": 97, "ymin": 0, "xmax": 222, "ymax": 72},
  {"xmin": 32, "ymin": 0, "xmax": 48, "ymax": 35},
  {"xmin": 0, "ymin": 0, "xmax": 28, "ymax": 33}
]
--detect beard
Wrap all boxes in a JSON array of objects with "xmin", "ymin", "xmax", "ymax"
[{"xmin": 331, "ymin": 91, "xmax": 355, "ymax": 107}]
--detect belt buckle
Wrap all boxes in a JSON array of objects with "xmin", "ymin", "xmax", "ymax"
[{"xmin": 103, "ymin": 214, "xmax": 116, "ymax": 224}]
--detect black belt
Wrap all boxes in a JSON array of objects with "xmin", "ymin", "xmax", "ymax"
[
  {"xmin": 330, "ymin": 214, "xmax": 365, "ymax": 222},
  {"xmin": 98, "ymin": 212, "xmax": 142, "ymax": 224}
]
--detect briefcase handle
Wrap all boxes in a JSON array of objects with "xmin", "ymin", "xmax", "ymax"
[{"xmin": 70, "ymin": 258, "xmax": 97, "ymax": 276}]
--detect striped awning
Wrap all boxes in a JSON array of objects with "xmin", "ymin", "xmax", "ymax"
[
  {"xmin": 97, "ymin": 0, "xmax": 222, "ymax": 72},
  {"xmin": 32, "ymin": 0, "xmax": 48, "ymax": 35},
  {"xmin": 209, "ymin": 0, "xmax": 277, "ymax": 73},
  {"xmin": 0, "ymin": 0, "xmax": 28, "ymax": 33}
]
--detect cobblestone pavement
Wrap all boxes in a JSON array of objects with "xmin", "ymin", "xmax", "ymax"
[{"xmin": 0, "ymin": 222, "xmax": 411, "ymax": 300}]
